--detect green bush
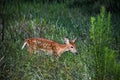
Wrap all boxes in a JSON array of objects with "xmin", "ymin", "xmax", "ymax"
[{"xmin": 89, "ymin": 6, "xmax": 120, "ymax": 80}]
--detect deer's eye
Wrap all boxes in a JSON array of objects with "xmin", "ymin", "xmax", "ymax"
[{"xmin": 71, "ymin": 46, "xmax": 73, "ymax": 48}]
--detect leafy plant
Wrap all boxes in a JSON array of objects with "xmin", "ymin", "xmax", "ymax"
[{"xmin": 89, "ymin": 6, "xmax": 120, "ymax": 80}]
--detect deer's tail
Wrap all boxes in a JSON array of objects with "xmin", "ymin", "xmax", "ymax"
[{"xmin": 21, "ymin": 41, "xmax": 27, "ymax": 50}]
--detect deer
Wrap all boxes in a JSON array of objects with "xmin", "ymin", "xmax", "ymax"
[{"xmin": 21, "ymin": 37, "xmax": 78, "ymax": 57}]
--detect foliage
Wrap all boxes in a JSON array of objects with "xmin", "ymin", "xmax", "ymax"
[
  {"xmin": 0, "ymin": 2, "xmax": 88, "ymax": 80},
  {"xmin": 0, "ymin": 1, "xmax": 120, "ymax": 80},
  {"xmin": 89, "ymin": 6, "xmax": 120, "ymax": 80}
]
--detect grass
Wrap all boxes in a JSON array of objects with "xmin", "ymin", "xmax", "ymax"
[{"xmin": 0, "ymin": 1, "xmax": 120, "ymax": 80}]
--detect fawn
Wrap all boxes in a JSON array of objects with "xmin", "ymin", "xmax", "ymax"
[{"xmin": 22, "ymin": 37, "xmax": 78, "ymax": 57}]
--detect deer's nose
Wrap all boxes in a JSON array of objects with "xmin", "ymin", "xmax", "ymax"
[{"xmin": 75, "ymin": 52, "xmax": 78, "ymax": 55}]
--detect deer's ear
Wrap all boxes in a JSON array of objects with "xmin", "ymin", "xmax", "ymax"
[
  {"xmin": 72, "ymin": 38, "xmax": 77, "ymax": 43},
  {"xmin": 64, "ymin": 38, "xmax": 69, "ymax": 44}
]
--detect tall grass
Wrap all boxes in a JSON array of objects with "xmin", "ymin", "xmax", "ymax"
[{"xmin": 0, "ymin": 2, "xmax": 89, "ymax": 80}]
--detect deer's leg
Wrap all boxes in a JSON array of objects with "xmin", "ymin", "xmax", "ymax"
[
  {"xmin": 26, "ymin": 44, "xmax": 35, "ymax": 54},
  {"xmin": 27, "ymin": 46, "xmax": 33, "ymax": 54},
  {"xmin": 32, "ymin": 46, "xmax": 37, "ymax": 54}
]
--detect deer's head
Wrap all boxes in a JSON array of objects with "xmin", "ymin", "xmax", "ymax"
[{"xmin": 64, "ymin": 38, "xmax": 78, "ymax": 55}]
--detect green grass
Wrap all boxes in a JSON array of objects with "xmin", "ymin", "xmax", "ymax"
[{"xmin": 0, "ymin": 1, "xmax": 120, "ymax": 80}]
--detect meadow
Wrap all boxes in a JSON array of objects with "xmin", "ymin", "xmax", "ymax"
[{"xmin": 0, "ymin": 1, "xmax": 120, "ymax": 80}]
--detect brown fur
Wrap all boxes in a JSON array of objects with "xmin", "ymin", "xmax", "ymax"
[{"xmin": 22, "ymin": 38, "xmax": 77, "ymax": 57}]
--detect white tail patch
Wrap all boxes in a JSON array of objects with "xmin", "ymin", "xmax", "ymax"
[{"xmin": 21, "ymin": 42, "xmax": 27, "ymax": 50}]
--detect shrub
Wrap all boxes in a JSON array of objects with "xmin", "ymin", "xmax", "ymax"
[{"xmin": 89, "ymin": 6, "xmax": 120, "ymax": 80}]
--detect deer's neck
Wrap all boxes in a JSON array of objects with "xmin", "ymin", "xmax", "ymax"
[{"xmin": 57, "ymin": 44, "xmax": 69, "ymax": 56}]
